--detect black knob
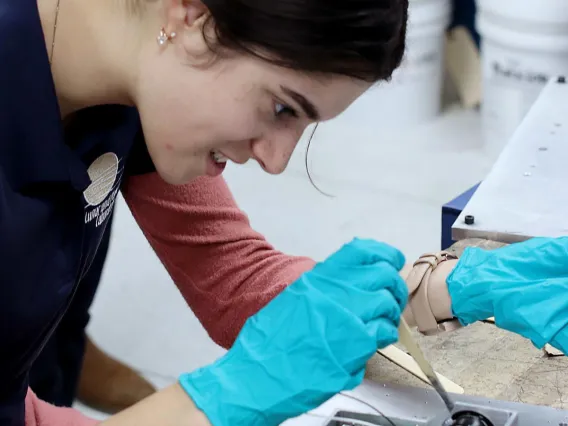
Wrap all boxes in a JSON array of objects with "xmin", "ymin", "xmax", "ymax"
[
  {"xmin": 447, "ymin": 411, "xmax": 494, "ymax": 426},
  {"xmin": 558, "ymin": 76, "xmax": 566, "ymax": 84},
  {"xmin": 464, "ymin": 215, "xmax": 475, "ymax": 225}
]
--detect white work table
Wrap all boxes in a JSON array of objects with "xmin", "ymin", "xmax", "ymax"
[
  {"xmin": 453, "ymin": 77, "xmax": 568, "ymax": 243},
  {"xmin": 282, "ymin": 383, "xmax": 383, "ymax": 426}
]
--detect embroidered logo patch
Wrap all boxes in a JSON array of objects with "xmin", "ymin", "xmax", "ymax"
[
  {"xmin": 83, "ymin": 153, "xmax": 122, "ymax": 228},
  {"xmin": 83, "ymin": 152, "xmax": 119, "ymax": 206}
]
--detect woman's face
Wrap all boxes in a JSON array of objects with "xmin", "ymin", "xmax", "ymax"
[{"xmin": 134, "ymin": 14, "xmax": 370, "ymax": 185}]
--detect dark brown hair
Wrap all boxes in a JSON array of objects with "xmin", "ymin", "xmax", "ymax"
[
  {"xmin": 200, "ymin": 0, "xmax": 409, "ymax": 82},
  {"xmin": 198, "ymin": 0, "xmax": 408, "ymax": 193}
]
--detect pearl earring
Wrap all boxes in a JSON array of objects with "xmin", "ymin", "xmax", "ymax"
[{"xmin": 157, "ymin": 27, "xmax": 176, "ymax": 45}]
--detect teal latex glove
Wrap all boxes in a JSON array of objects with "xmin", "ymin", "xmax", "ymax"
[
  {"xmin": 447, "ymin": 236, "xmax": 568, "ymax": 352},
  {"xmin": 179, "ymin": 238, "xmax": 408, "ymax": 426}
]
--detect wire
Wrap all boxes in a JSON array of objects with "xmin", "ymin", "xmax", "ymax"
[
  {"xmin": 304, "ymin": 413, "xmax": 394, "ymax": 426},
  {"xmin": 339, "ymin": 392, "xmax": 398, "ymax": 426},
  {"xmin": 304, "ymin": 391, "xmax": 398, "ymax": 426},
  {"xmin": 304, "ymin": 122, "xmax": 336, "ymax": 198}
]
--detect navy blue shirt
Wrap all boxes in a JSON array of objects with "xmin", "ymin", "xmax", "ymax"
[{"xmin": 0, "ymin": 0, "xmax": 154, "ymax": 423}]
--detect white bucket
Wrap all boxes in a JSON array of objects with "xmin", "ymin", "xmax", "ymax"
[
  {"xmin": 335, "ymin": 0, "xmax": 452, "ymax": 129},
  {"xmin": 476, "ymin": 0, "xmax": 568, "ymax": 157}
]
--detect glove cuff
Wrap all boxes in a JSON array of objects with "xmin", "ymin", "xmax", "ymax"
[
  {"xmin": 178, "ymin": 347, "xmax": 320, "ymax": 426},
  {"xmin": 402, "ymin": 252, "xmax": 462, "ymax": 335},
  {"xmin": 179, "ymin": 370, "xmax": 223, "ymax": 426},
  {"xmin": 178, "ymin": 351, "xmax": 264, "ymax": 426},
  {"xmin": 179, "ymin": 356, "xmax": 233, "ymax": 426}
]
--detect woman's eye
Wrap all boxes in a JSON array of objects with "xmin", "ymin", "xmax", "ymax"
[{"xmin": 274, "ymin": 103, "xmax": 297, "ymax": 118}]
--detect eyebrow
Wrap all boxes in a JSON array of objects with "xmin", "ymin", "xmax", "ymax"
[{"xmin": 280, "ymin": 85, "xmax": 320, "ymax": 121}]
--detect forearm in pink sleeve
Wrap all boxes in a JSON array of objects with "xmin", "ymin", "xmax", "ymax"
[
  {"xmin": 122, "ymin": 173, "xmax": 315, "ymax": 349},
  {"xmin": 25, "ymin": 388, "xmax": 98, "ymax": 426}
]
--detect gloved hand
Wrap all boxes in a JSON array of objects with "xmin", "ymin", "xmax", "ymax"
[
  {"xmin": 447, "ymin": 236, "xmax": 568, "ymax": 353},
  {"xmin": 179, "ymin": 238, "xmax": 408, "ymax": 426}
]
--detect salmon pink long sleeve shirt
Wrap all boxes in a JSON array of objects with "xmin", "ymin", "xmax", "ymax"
[{"xmin": 25, "ymin": 173, "xmax": 315, "ymax": 425}]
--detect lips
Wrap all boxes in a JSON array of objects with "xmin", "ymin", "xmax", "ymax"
[
  {"xmin": 206, "ymin": 150, "xmax": 228, "ymax": 177},
  {"xmin": 211, "ymin": 150, "xmax": 228, "ymax": 164}
]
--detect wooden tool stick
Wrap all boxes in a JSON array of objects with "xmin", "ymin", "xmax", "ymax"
[
  {"xmin": 377, "ymin": 345, "xmax": 464, "ymax": 394},
  {"xmin": 397, "ymin": 318, "xmax": 455, "ymax": 412}
]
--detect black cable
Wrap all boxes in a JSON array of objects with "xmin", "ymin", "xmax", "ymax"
[{"xmin": 338, "ymin": 391, "xmax": 398, "ymax": 426}]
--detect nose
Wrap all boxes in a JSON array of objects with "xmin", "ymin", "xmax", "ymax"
[{"xmin": 251, "ymin": 130, "xmax": 302, "ymax": 175}]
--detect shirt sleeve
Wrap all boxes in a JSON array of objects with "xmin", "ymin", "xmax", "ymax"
[
  {"xmin": 121, "ymin": 173, "xmax": 315, "ymax": 349},
  {"xmin": 24, "ymin": 388, "xmax": 98, "ymax": 426}
]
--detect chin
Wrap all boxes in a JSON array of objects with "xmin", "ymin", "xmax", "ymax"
[
  {"xmin": 155, "ymin": 166, "xmax": 199, "ymax": 186},
  {"xmin": 146, "ymin": 148, "xmax": 201, "ymax": 185}
]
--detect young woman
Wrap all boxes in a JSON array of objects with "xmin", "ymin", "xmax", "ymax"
[
  {"xmin": 1, "ymin": 0, "xmax": 410, "ymax": 424},
  {"xmin": 3, "ymin": 0, "xmax": 568, "ymax": 424}
]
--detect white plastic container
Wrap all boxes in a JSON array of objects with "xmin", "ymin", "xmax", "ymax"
[
  {"xmin": 476, "ymin": 0, "xmax": 568, "ymax": 157},
  {"xmin": 336, "ymin": 0, "xmax": 452, "ymax": 129}
]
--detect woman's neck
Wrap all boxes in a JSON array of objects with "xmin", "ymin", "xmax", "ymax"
[{"xmin": 37, "ymin": 0, "xmax": 145, "ymax": 118}]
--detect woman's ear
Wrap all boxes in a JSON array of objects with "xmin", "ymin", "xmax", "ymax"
[
  {"xmin": 185, "ymin": 0, "xmax": 208, "ymax": 26},
  {"xmin": 162, "ymin": 0, "xmax": 208, "ymax": 35},
  {"xmin": 159, "ymin": 0, "xmax": 212, "ymax": 60}
]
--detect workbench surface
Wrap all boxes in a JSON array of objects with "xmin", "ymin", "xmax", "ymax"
[
  {"xmin": 452, "ymin": 78, "xmax": 568, "ymax": 244},
  {"xmin": 365, "ymin": 238, "xmax": 568, "ymax": 409}
]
